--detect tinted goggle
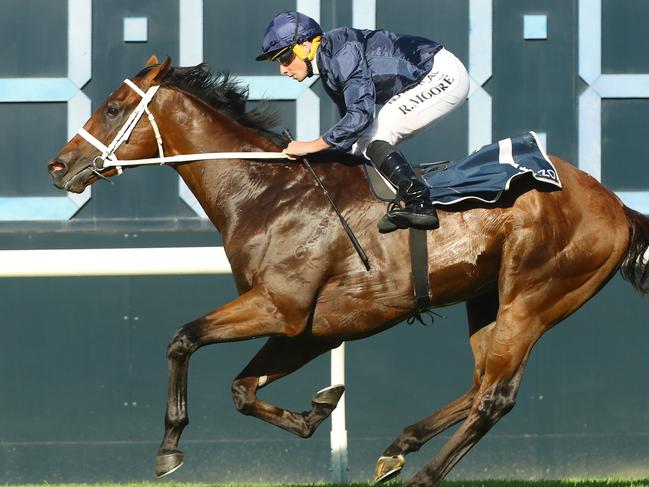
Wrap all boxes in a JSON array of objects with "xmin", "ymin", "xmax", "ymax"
[{"xmin": 271, "ymin": 46, "xmax": 296, "ymax": 65}]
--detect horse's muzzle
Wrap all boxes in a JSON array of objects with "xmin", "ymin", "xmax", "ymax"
[
  {"xmin": 48, "ymin": 156, "xmax": 93, "ymax": 193},
  {"xmin": 48, "ymin": 158, "xmax": 68, "ymax": 175},
  {"xmin": 48, "ymin": 158, "xmax": 69, "ymax": 189}
]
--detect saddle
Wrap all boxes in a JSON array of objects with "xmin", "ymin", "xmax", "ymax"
[
  {"xmin": 363, "ymin": 160, "xmax": 449, "ymax": 202},
  {"xmin": 361, "ymin": 132, "xmax": 562, "ymax": 323}
]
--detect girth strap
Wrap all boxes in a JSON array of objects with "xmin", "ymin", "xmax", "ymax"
[
  {"xmin": 409, "ymin": 228, "xmax": 431, "ymax": 313},
  {"xmin": 408, "ymin": 166, "xmax": 432, "ymax": 321}
]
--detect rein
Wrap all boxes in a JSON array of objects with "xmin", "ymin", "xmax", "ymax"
[
  {"xmin": 76, "ymin": 79, "xmax": 289, "ymax": 174},
  {"xmin": 77, "ymin": 77, "xmax": 370, "ymax": 271}
]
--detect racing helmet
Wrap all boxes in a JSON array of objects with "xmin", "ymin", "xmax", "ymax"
[{"xmin": 255, "ymin": 11, "xmax": 323, "ymax": 62}]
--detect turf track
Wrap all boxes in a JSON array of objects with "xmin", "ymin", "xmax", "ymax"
[{"xmin": 7, "ymin": 481, "xmax": 649, "ymax": 487}]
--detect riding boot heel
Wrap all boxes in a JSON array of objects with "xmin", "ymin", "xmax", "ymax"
[{"xmin": 366, "ymin": 141, "xmax": 439, "ymax": 231}]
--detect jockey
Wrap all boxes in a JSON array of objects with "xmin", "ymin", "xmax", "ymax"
[{"xmin": 256, "ymin": 11, "xmax": 470, "ymax": 233}]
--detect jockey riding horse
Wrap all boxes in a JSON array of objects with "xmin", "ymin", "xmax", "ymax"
[{"xmin": 256, "ymin": 11, "xmax": 470, "ymax": 233}]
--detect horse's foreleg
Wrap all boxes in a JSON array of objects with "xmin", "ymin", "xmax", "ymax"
[
  {"xmin": 375, "ymin": 292, "xmax": 498, "ymax": 482},
  {"xmin": 155, "ymin": 286, "xmax": 311, "ymax": 478},
  {"xmin": 231, "ymin": 336, "xmax": 343, "ymax": 438}
]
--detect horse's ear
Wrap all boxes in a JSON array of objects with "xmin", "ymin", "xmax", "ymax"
[
  {"xmin": 143, "ymin": 56, "xmax": 172, "ymax": 84},
  {"xmin": 145, "ymin": 54, "xmax": 159, "ymax": 67},
  {"xmin": 153, "ymin": 57, "xmax": 172, "ymax": 81}
]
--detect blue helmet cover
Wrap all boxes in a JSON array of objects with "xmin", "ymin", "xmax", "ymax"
[{"xmin": 256, "ymin": 11, "xmax": 323, "ymax": 61}]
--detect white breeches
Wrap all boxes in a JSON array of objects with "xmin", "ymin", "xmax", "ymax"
[{"xmin": 352, "ymin": 48, "xmax": 470, "ymax": 157}]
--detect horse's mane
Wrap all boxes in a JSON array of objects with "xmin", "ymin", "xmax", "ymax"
[
  {"xmin": 141, "ymin": 63, "xmax": 289, "ymax": 147},
  {"xmin": 136, "ymin": 63, "xmax": 366, "ymax": 166}
]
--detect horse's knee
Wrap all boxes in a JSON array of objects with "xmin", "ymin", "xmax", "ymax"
[
  {"xmin": 231, "ymin": 378, "xmax": 256, "ymax": 415},
  {"xmin": 167, "ymin": 330, "xmax": 196, "ymax": 361}
]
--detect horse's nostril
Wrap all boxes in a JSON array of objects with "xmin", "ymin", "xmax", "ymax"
[{"xmin": 48, "ymin": 160, "xmax": 67, "ymax": 174}]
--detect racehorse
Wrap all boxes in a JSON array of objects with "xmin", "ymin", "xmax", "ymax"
[{"xmin": 47, "ymin": 56, "xmax": 649, "ymax": 486}]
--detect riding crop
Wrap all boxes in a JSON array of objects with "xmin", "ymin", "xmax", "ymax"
[{"xmin": 283, "ymin": 129, "xmax": 371, "ymax": 271}]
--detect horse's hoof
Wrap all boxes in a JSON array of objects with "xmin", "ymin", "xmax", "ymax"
[
  {"xmin": 312, "ymin": 384, "xmax": 345, "ymax": 407},
  {"xmin": 155, "ymin": 451, "xmax": 184, "ymax": 478},
  {"xmin": 374, "ymin": 454, "xmax": 405, "ymax": 483}
]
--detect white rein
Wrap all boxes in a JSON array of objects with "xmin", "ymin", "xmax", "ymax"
[{"xmin": 76, "ymin": 78, "xmax": 289, "ymax": 174}]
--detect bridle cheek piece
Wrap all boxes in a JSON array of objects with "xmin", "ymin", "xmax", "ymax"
[{"xmin": 77, "ymin": 79, "xmax": 165, "ymax": 176}]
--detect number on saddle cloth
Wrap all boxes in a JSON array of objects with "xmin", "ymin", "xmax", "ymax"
[
  {"xmin": 362, "ymin": 131, "xmax": 560, "ymax": 207},
  {"xmin": 419, "ymin": 131, "xmax": 561, "ymax": 206}
]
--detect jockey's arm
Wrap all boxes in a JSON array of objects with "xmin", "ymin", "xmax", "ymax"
[
  {"xmin": 282, "ymin": 44, "xmax": 374, "ymax": 159},
  {"xmin": 283, "ymin": 137, "xmax": 331, "ymax": 158},
  {"xmin": 320, "ymin": 43, "xmax": 375, "ymax": 152}
]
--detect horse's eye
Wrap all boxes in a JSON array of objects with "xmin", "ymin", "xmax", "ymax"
[{"xmin": 106, "ymin": 105, "xmax": 121, "ymax": 117}]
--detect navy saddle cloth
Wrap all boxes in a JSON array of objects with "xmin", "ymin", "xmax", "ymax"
[{"xmin": 365, "ymin": 132, "xmax": 562, "ymax": 205}]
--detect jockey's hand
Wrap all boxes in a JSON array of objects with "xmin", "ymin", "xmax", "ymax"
[{"xmin": 283, "ymin": 137, "xmax": 331, "ymax": 159}]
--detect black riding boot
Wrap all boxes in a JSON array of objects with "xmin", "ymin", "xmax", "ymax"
[{"xmin": 367, "ymin": 141, "xmax": 439, "ymax": 233}]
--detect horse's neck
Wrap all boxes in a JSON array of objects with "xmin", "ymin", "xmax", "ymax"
[
  {"xmin": 156, "ymin": 88, "xmax": 292, "ymax": 236},
  {"xmin": 155, "ymin": 88, "xmax": 374, "ymax": 286}
]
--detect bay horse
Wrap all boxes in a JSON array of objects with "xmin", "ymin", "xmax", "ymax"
[{"xmin": 47, "ymin": 56, "xmax": 649, "ymax": 486}]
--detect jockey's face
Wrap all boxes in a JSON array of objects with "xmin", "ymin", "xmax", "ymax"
[{"xmin": 278, "ymin": 41, "xmax": 312, "ymax": 82}]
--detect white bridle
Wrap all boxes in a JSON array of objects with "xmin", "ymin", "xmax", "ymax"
[{"xmin": 76, "ymin": 78, "xmax": 289, "ymax": 175}]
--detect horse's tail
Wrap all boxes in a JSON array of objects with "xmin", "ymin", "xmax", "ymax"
[{"xmin": 620, "ymin": 205, "xmax": 649, "ymax": 294}]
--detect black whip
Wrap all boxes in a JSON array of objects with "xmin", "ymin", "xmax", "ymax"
[{"xmin": 283, "ymin": 129, "xmax": 371, "ymax": 271}]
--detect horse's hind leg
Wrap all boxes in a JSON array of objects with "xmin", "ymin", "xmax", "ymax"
[
  {"xmin": 404, "ymin": 242, "xmax": 626, "ymax": 487},
  {"xmin": 374, "ymin": 291, "xmax": 498, "ymax": 482},
  {"xmin": 231, "ymin": 336, "xmax": 344, "ymax": 438},
  {"xmin": 404, "ymin": 310, "xmax": 541, "ymax": 487},
  {"xmin": 375, "ymin": 387, "xmax": 478, "ymax": 482}
]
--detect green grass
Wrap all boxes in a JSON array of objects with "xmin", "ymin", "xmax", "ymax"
[{"xmin": 5, "ymin": 481, "xmax": 649, "ymax": 487}]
